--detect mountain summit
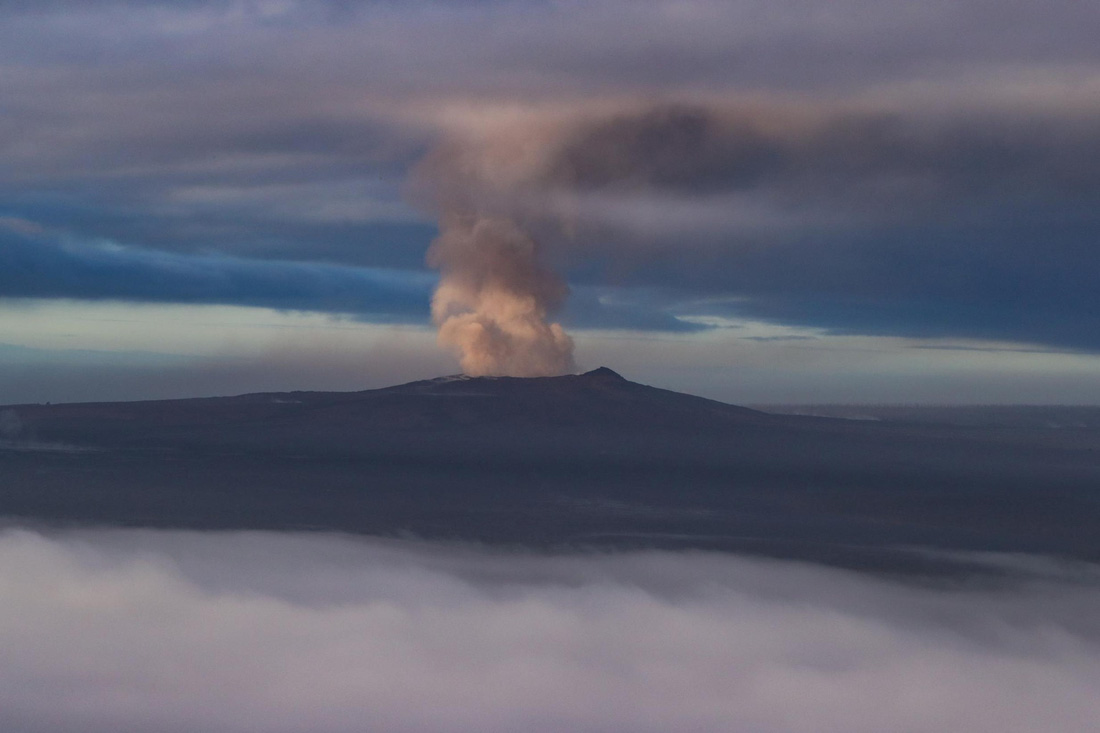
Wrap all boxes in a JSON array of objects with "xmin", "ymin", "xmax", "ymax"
[{"xmin": 580, "ymin": 366, "xmax": 625, "ymax": 380}]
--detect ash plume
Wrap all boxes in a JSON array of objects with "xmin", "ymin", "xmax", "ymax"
[
  {"xmin": 415, "ymin": 98, "xmax": 1100, "ymax": 370},
  {"xmin": 413, "ymin": 104, "xmax": 772, "ymax": 376},
  {"xmin": 426, "ymin": 213, "xmax": 574, "ymax": 377},
  {"xmin": 415, "ymin": 124, "xmax": 577, "ymax": 377}
]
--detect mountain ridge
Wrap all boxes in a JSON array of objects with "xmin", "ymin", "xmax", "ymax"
[
  {"xmin": 0, "ymin": 367, "xmax": 770, "ymax": 447},
  {"xmin": 1, "ymin": 367, "xmax": 1099, "ymax": 573}
]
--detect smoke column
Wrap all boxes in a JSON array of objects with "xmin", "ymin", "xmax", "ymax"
[
  {"xmin": 415, "ymin": 103, "xmax": 771, "ymax": 376},
  {"xmin": 427, "ymin": 211, "xmax": 574, "ymax": 376},
  {"xmin": 415, "ymin": 104, "xmax": 755, "ymax": 376},
  {"xmin": 414, "ymin": 119, "xmax": 577, "ymax": 377}
]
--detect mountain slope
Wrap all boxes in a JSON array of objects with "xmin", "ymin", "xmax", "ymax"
[
  {"xmin": 2, "ymin": 368, "xmax": 1099, "ymax": 572},
  {"xmin": 3, "ymin": 367, "xmax": 767, "ymax": 447}
]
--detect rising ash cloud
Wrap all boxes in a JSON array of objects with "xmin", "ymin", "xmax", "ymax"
[{"xmin": 1, "ymin": 526, "xmax": 1098, "ymax": 733}]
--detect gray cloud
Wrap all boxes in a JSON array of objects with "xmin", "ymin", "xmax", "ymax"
[
  {"xmin": 544, "ymin": 105, "xmax": 1100, "ymax": 207},
  {"xmin": 0, "ymin": 219, "xmax": 434, "ymax": 318},
  {"xmin": 4, "ymin": 1, "xmax": 1098, "ymax": 95},
  {"xmin": 1, "ymin": 527, "xmax": 1099, "ymax": 732}
]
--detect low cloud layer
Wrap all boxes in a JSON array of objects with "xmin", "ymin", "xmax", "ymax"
[{"xmin": 1, "ymin": 526, "xmax": 1098, "ymax": 732}]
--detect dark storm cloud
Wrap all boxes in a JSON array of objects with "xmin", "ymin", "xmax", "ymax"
[
  {"xmin": 0, "ymin": 221, "xmax": 433, "ymax": 318},
  {"xmin": 1, "ymin": 527, "xmax": 1099, "ymax": 733},
  {"xmin": 0, "ymin": 5, "xmax": 434, "ymax": 267},
  {"xmin": 566, "ymin": 214, "xmax": 1100, "ymax": 349},
  {"xmin": 547, "ymin": 105, "xmax": 1100, "ymax": 202},
  {"xmin": 8, "ymin": 194, "xmax": 437, "ymax": 270}
]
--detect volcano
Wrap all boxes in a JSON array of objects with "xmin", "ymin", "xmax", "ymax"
[{"xmin": 2, "ymin": 368, "xmax": 1099, "ymax": 572}]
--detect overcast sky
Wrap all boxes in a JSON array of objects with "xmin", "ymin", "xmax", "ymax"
[{"xmin": 2, "ymin": 0, "xmax": 1100, "ymax": 403}]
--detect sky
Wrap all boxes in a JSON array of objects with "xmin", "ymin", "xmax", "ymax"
[{"xmin": 2, "ymin": 0, "xmax": 1100, "ymax": 403}]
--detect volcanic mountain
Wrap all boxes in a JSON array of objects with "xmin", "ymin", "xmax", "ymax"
[{"xmin": 2, "ymin": 368, "xmax": 1099, "ymax": 572}]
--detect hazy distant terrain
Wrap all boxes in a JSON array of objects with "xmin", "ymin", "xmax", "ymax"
[
  {"xmin": 2, "ymin": 368, "xmax": 1099, "ymax": 574},
  {"xmin": 756, "ymin": 404, "xmax": 1100, "ymax": 430}
]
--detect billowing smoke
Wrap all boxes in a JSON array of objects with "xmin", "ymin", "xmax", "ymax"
[
  {"xmin": 415, "ymin": 119, "xmax": 578, "ymax": 377},
  {"xmin": 414, "ymin": 104, "xmax": 753, "ymax": 376},
  {"xmin": 412, "ymin": 103, "xmax": 809, "ymax": 376},
  {"xmin": 2, "ymin": 527, "xmax": 1099, "ymax": 733},
  {"xmin": 426, "ymin": 212, "xmax": 574, "ymax": 377}
]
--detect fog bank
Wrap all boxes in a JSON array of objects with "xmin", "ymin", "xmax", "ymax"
[{"xmin": 1, "ymin": 527, "xmax": 1097, "ymax": 732}]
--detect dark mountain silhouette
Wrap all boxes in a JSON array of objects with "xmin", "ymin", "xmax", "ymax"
[{"xmin": 2, "ymin": 368, "xmax": 1099, "ymax": 573}]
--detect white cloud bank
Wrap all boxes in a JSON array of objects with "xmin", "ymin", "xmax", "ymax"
[{"xmin": 1, "ymin": 527, "xmax": 1098, "ymax": 733}]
